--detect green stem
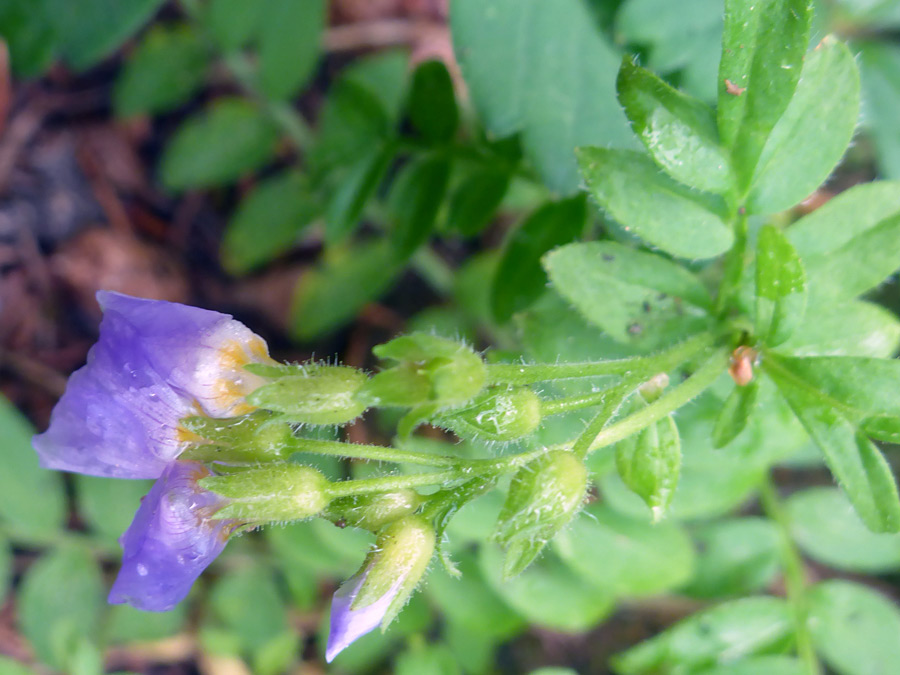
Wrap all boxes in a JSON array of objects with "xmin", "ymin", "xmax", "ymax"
[
  {"xmin": 586, "ymin": 348, "xmax": 729, "ymax": 454},
  {"xmin": 759, "ymin": 476, "xmax": 822, "ymax": 675},
  {"xmin": 486, "ymin": 332, "xmax": 715, "ymax": 386},
  {"xmin": 290, "ymin": 437, "xmax": 461, "ymax": 467},
  {"xmin": 715, "ymin": 210, "xmax": 749, "ymax": 316}
]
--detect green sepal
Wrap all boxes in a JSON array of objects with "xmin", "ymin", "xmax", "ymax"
[
  {"xmin": 246, "ymin": 365, "xmax": 368, "ymax": 424},
  {"xmin": 494, "ymin": 450, "xmax": 587, "ymax": 578},
  {"xmin": 435, "ymin": 386, "xmax": 543, "ymax": 442},
  {"xmin": 352, "ymin": 516, "xmax": 435, "ymax": 628},
  {"xmin": 326, "ymin": 490, "xmax": 424, "ymax": 532},
  {"xmin": 178, "ymin": 411, "xmax": 294, "ymax": 463},
  {"xmin": 201, "ymin": 464, "xmax": 331, "ymax": 522},
  {"xmin": 712, "ymin": 379, "xmax": 760, "ymax": 449}
]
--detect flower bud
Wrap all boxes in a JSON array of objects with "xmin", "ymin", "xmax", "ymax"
[
  {"xmin": 356, "ymin": 334, "xmax": 486, "ymax": 408},
  {"xmin": 494, "ymin": 450, "xmax": 587, "ymax": 578},
  {"xmin": 246, "ymin": 365, "xmax": 368, "ymax": 424},
  {"xmin": 200, "ymin": 463, "xmax": 331, "ymax": 522},
  {"xmin": 326, "ymin": 516, "xmax": 435, "ymax": 661},
  {"xmin": 437, "ymin": 386, "xmax": 542, "ymax": 441},
  {"xmin": 327, "ymin": 490, "xmax": 424, "ymax": 531}
]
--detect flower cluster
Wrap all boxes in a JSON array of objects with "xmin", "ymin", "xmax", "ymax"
[{"xmin": 32, "ymin": 291, "xmax": 434, "ymax": 660}]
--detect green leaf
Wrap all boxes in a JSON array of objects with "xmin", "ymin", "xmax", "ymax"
[
  {"xmin": 389, "ymin": 155, "xmax": 451, "ymax": 257},
  {"xmin": 409, "ymin": 60, "xmax": 458, "ymax": 143},
  {"xmin": 616, "ymin": 407, "xmax": 681, "ymax": 520},
  {"xmin": 290, "ymin": 239, "xmax": 402, "ymax": 340},
  {"xmin": 491, "ymin": 196, "xmax": 586, "ymax": 322},
  {"xmin": 18, "ymin": 545, "xmax": 104, "ymax": 670},
  {"xmin": 206, "ymin": 0, "xmax": 262, "ymax": 50},
  {"xmin": 765, "ymin": 358, "xmax": 900, "ymax": 532},
  {"xmin": 695, "ymin": 656, "xmax": 806, "ymax": 675},
  {"xmin": 0, "ymin": 395, "xmax": 66, "ymax": 540},
  {"xmin": 717, "ymin": 0, "xmax": 811, "ymax": 189},
  {"xmin": 554, "ymin": 504, "xmax": 695, "ymax": 596},
  {"xmin": 396, "ymin": 643, "xmax": 461, "ymax": 675},
  {"xmin": 544, "ymin": 241, "xmax": 712, "ymax": 348},
  {"xmin": 788, "ymin": 487, "xmax": 900, "ymax": 572},
  {"xmin": 451, "ymin": 0, "xmax": 632, "ymax": 193},
  {"xmin": 0, "ymin": 0, "xmax": 56, "ymax": 78},
  {"xmin": 75, "ymin": 475, "xmax": 152, "ymax": 542},
  {"xmin": 684, "ymin": 518, "xmax": 780, "ymax": 599},
  {"xmin": 160, "ymin": 99, "xmax": 279, "ymax": 191},
  {"xmin": 577, "ymin": 148, "xmax": 732, "ymax": 259},
  {"xmin": 746, "ymin": 37, "xmax": 860, "ymax": 214},
  {"xmin": 616, "ymin": 58, "xmax": 733, "ymax": 194},
  {"xmin": 105, "ymin": 603, "xmax": 187, "ymax": 644},
  {"xmin": 113, "ymin": 24, "xmax": 207, "ymax": 117},
  {"xmin": 426, "ymin": 553, "xmax": 524, "ymax": 640},
  {"xmin": 325, "ymin": 145, "xmax": 393, "ymax": 245},
  {"xmin": 222, "ymin": 171, "xmax": 319, "ymax": 274},
  {"xmin": 210, "ymin": 564, "xmax": 288, "ymax": 653},
  {"xmin": 712, "ymin": 380, "xmax": 759, "ymax": 449},
  {"xmin": 859, "ymin": 42, "xmax": 900, "ymax": 180},
  {"xmin": 612, "ymin": 597, "xmax": 793, "ymax": 674},
  {"xmin": 777, "ymin": 299, "xmax": 900, "ymax": 358},
  {"xmin": 478, "ymin": 545, "xmax": 614, "ymax": 633},
  {"xmin": 0, "ymin": 533, "xmax": 10, "ymax": 606},
  {"xmin": 257, "ymin": 0, "xmax": 324, "ymax": 100},
  {"xmin": 0, "ymin": 656, "xmax": 39, "ymax": 675},
  {"xmin": 807, "ymin": 580, "xmax": 900, "ymax": 675},
  {"xmin": 445, "ymin": 166, "xmax": 509, "ymax": 237},
  {"xmin": 46, "ymin": 0, "xmax": 164, "ymax": 70},
  {"xmin": 755, "ymin": 225, "xmax": 806, "ymax": 346}
]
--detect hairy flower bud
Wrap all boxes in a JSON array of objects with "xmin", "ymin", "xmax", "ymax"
[
  {"xmin": 200, "ymin": 463, "xmax": 331, "ymax": 522},
  {"xmin": 327, "ymin": 516, "xmax": 435, "ymax": 661},
  {"xmin": 437, "ymin": 386, "xmax": 542, "ymax": 441},
  {"xmin": 246, "ymin": 364, "xmax": 368, "ymax": 424},
  {"xmin": 494, "ymin": 450, "xmax": 587, "ymax": 577},
  {"xmin": 328, "ymin": 490, "xmax": 424, "ymax": 531}
]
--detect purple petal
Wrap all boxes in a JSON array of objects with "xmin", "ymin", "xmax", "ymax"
[
  {"xmin": 326, "ymin": 570, "xmax": 404, "ymax": 662},
  {"xmin": 108, "ymin": 461, "xmax": 236, "ymax": 612},
  {"xmin": 32, "ymin": 292, "xmax": 270, "ymax": 478}
]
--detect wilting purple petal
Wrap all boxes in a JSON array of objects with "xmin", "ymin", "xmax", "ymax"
[
  {"xmin": 108, "ymin": 461, "xmax": 237, "ymax": 612},
  {"xmin": 326, "ymin": 570, "xmax": 404, "ymax": 662},
  {"xmin": 33, "ymin": 291, "xmax": 270, "ymax": 478}
]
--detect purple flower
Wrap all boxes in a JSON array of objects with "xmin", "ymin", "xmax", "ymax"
[
  {"xmin": 326, "ymin": 569, "xmax": 404, "ymax": 662},
  {"xmin": 33, "ymin": 291, "xmax": 272, "ymax": 478},
  {"xmin": 108, "ymin": 461, "xmax": 238, "ymax": 611}
]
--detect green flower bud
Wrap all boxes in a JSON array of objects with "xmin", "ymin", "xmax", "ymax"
[
  {"xmin": 357, "ymin": 333, "xmax": 486, "ymax": 408},
  {"xmin": 201, "ymin": 463, "xmax": 331, "ymax": 522},
  {"xmin": 246, "ymin": 365, "xmax": 368, "ymax": 424},
  {"xmin": 352, "ymin": 516, "xmax": 435, "ymax": 626},
  {"xmin": 437, "ymin": 386, "xmax": 542, "ymax": 441},
  {"xmin": 494, "ymin": 450, "xmax": 587, "ymax": 578},
  {"xmin": 328, "ymin": 490, "xmax": 424, "ymax": 531}
]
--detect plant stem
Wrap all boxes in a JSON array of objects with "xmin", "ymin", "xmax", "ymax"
[
  {"xmin": 585, "ymin": 348, "xmax": 729, "ymax": 454},
  {"xmin": 759, "ymin": 476, "xmax": 822, "ymax": 675},
  {"xmin": 715, "ymin": 210, "xmax": 749, "ymax": 316},
  {"xmin": 290, "ymin": 437, "xmax": 462, "ymax": 467},
  {"xmin": 486, "ymin": 332, "xmax": 715, "ymax": 386}
]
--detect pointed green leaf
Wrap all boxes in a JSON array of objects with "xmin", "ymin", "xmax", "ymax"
[
  {"xmin": 746, "ymin": 37, "xmax": 860, "ymax": 214},
  {"xmin": 777, "ymin": 299, "xmax": 900, "ymax": 358},
  {"xmin": 616, "ymin": 407, "xmax": 681, "ymax": 521},
  {"xmin": 409, "ymin": 60, "xmax": 458, "ymax": 143},
  {"xmin": 617, "ymin": 58, "xmax": 733, "ymax": 194},
  {"xmin": 325, "ymin": 145, "xmax": 393, "ymax": 245},
  {"xmin": 389, "ymin": 155, "xmax": 451, "ymax": 257},
  {"xmin": 755, "ymin": 225, "xmax": 806, "ymax": 346},
  {"xmin": 257, "ymin": 0, "xmax": 324, "ymax": 100},
  {"xmin": 206, "ymin": 0, "xmax": 261, "ymax": 50},
  {"xmin": 577, "ymin": 148, "xmax": 732, "ymax": 259},
  {"xmin": 543, "ymin": 241, "xmax": 712, "ymax": 348},
  {"xmin": 445, "ymin": 167, "xmax": 509, "ymax": 237},
  {"xmin": 712, "ymin": 379, "xmax": 759, "ymax": 449},
  {"xmin": 717, "ymin": 0, "xmax": 811, "ymax": 188},
  {"xmin": 491, "ymin": 196, "xmax": 586, "ymax": 322}
]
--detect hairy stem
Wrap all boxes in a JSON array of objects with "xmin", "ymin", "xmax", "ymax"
[{"xmin": 290, "ymin": 437, "xmax": 462, "ymax": 467}]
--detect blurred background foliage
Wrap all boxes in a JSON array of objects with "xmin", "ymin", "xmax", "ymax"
[{"xmin": 1, "ymin": 0, "xmax": 900, "ymax": 673}]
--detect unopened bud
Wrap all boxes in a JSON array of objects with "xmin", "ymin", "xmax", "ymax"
[
  {"xmin": 328, "ymin": 489, "xmax": 424, "ymax": 531},
  {"xmin": 494, "ymin": 450, "xmax": 587, "ymax": 577},
  {"xmin": 247, "ymin": 365, "xmax": 368, "ymax": 424},
  {"xmin": 326, "ymin": 516, "xmax": 435, "ymax": 661},
  {"xmin": 438, "ymin": 386, "xmax": 542, "ymax": 441},
  {"xmin": 200, "ymin": 463, "xmax": 331, "ymax": 522}
]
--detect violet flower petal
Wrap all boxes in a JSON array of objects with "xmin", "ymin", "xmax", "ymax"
[
  {"xmin": 108, "ymin": 461, "xmax": 236, "ymax": 612},
  {"xmin": 326, "ymin": 570, "xmax": 404, "ymax": 662},
  {"xmin": 32, "ymin": 292, "xmax": 270, "ymax": 478}
]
